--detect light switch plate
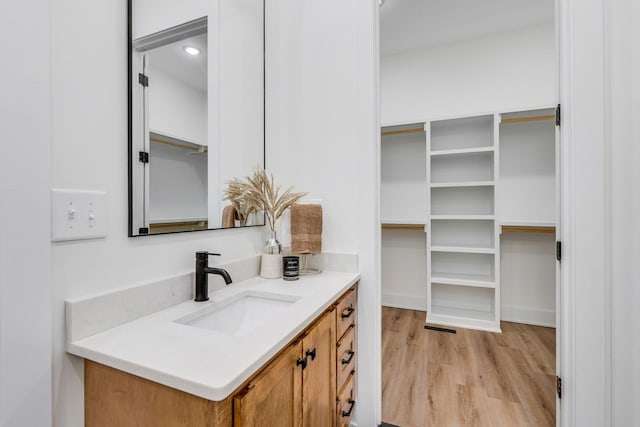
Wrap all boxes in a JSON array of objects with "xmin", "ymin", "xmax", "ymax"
[{"xmin": 51, "ymin": 189, "xmax": 107, "ymax": 242}]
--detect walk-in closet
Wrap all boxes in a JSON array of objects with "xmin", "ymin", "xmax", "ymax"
[{"xmin": 380, "ymin": 1, "xmax": 558, "ymax": 425}]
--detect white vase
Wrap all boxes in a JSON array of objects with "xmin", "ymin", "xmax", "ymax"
[{"xmin": 260, "ymin": 254, "xmax": 282, "ymax": 279}]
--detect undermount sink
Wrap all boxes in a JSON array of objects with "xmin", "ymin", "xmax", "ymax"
[{"xmin": 176, "ymin": 291, "xmax": 300, "ymax": 336}]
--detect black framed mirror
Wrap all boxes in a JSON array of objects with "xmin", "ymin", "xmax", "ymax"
[{"xmin": 128, "ymin": 0, "xmax": 265, "ymax": 236}]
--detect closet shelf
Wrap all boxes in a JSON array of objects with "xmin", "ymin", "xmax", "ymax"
[
  {"xmin": 501, "ymin": 226, "xmax": 555, "ymax": 234},
  {"xmin": 382, "ymin": 224, "xmax": 424, "ymax": 231},
  {"xmin": 381, "ymin": 219, "xmax": 425, "ymax": 225},
  {"xmin": 381, "ymin": 127, "xmax": 424, "ymax": 137},
  {"xmin": 430, "ymin": 245, "xmax": 495, "ymax": 255},
  {"xmin": 500, "ymin": 114, "xmax": 555, "ymax": 125},
  {"xmin": 381, "ymin": 219, "xmax": 426, "ymax": 231},
  {"xmin": 431, "ymin": 215, "xmax": 495, "ymax": 221},
  {"xmin": 430, "ymin": 146, "xmax": 494, "ymax": 157},
  {"xmin": 431, "ymin": 273, "xmax": 496, "ymax": 288},
  {"xmin": 427, "ymin": 309, "xmax": 500, "ymax": 333},
  {"xmin": 430, "ymin": 181, "xmax": 494, "ymax": 188},
  {"xmin": 500, "ymin": 221, "xmax": 556, "ymax": 234}
]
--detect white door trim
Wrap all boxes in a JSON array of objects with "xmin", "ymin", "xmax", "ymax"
[{"xmin": 558, "ymin": 0, "xmax": 612, "ymax": 425}]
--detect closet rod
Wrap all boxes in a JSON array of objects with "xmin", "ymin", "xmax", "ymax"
[
  {"xmin": 501, "ymin": 225, "xmax": 556, "ymax": 234},
  {"xmin": 150, "ymin": 136, "xmax": 207, "ymax": 152},
  {"xmin": 501, "ymin": 114, "xmax": 555, "ymax": 125},
  {"xmin": 381, "ymin": 127, "xmax": 424, "ymax": 137},
  {"xmin": 381, "ymin": 224, "xmax": 424, "ymax": 231}
]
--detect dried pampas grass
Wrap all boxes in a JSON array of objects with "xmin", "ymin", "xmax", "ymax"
[{"xmin": 223, "ymin": 168, "xmax": 307, "ymax": 231}]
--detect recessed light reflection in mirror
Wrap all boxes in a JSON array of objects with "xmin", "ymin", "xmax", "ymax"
[{"xmin": 184, "ymin": 46, "xmax": 201, "ymax": 56}]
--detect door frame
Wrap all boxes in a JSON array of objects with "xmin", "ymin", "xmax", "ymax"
[
  {"xmin": 375, "ymin": 0, "xmax": 617, "ymax": 424},
  {"xmin": 558, "ymin": 0, "xmax": 613, "ymax": 425}
]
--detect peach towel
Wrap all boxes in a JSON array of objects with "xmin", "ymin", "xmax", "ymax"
[
  {"xmin": 222, "ymin": 205, "xmax": 236, "ymax": 228},
  {"xmin": 291, "ymin": 204, "xmax": 322, "ymax": 254}
]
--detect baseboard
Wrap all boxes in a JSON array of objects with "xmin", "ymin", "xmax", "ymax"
[
  {"xmin": 381, "ymin": 297, "xmax": 555, "ymax": 328},
  {"xmin": 501, "ymin": 305, "xmax": 556, "ymax": 328},
  {"xmin": 381, "ymin": 293, "xmax": 427, "ymax": 311}
]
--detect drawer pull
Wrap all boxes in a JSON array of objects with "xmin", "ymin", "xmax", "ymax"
[
  {"xmin": 341, "ymin": 350, "xmax": 355, "ymax": 365},
  {"xmin": 341, "ymin": 307, "xmax": 355, "ymax": 319},
  {"xmin": 341, "ymin": 399, "xmax": 356, "ymax": 417},
  {"xmin": 306, "ymin": 347, "xmax": 316, "ymax": 361}
]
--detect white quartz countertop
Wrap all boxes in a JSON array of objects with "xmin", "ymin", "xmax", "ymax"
[{"xmin": 67, "ymin": 271, "xmax": 359, "ymax": 401}]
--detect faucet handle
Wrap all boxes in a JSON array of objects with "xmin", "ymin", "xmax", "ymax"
[{"xmin": 196, "ymin": 251, "xmax": 221, "ymax": 257}]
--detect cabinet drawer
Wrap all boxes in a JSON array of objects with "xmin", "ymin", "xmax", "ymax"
[
  {"xmin": 336, "ymin": 325, "xmax": 356, "ymax": 392},
  {"xmin": 337, "ymin": 372, "xmax": 356, "ymax": 427},
  {"xmin": 336, "ymin": 288, "xmax": 356, "ymax": 338}
]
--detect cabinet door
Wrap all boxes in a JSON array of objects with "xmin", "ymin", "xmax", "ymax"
[
  {"xmin": 302, "ymin": 310, "xmax": 336, "ymax": 427},
  {"xmin": 234, "ymin": 342, "xmax": 303, "ymax": 427}
]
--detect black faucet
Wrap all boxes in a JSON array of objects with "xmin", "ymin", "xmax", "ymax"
[{"xmin": 195, "ymin": 251, "xmax": 233, "ymax": 302}]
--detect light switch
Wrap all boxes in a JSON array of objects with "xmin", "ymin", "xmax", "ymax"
[{"xmin": 51, "ymin": 189, "xmax": 107, "ymax": 242}]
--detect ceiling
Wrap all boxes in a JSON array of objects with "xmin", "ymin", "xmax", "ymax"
[
  {"xmin": 380, "ymin": 0, "xmax": 554, "ymax": 56},
  {"xmin": 148, "ymin": 33, "xmax": 208, "ymax": 92}
]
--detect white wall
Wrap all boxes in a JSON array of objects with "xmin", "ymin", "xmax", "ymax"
[
  {"xmin": 633, "ymin": 2, "xmax": 640, "ymax": 423},
  {"xmin": 132, "ymin": 0, "xmax": 210, "ymax": 40},
  {"xmin": 266, "ymin": 0, "xmax": 380, "ymax": 424},
  {"xmin": 607, "ymin": 0, "xmax": 640, "ymax": 424},
  {"xmin": 381, "ymin": 230, "xmax": 427, "ymax": 310},
  {"xmin": 149, "ymin": 142, "xmax": 208, "ymax": 222},
  {"xmin": 50, "ymin": 1, "xmax": 263, "ymax": 425},
  {"xmin": 500, "ymin": 233, "xmax": 556, "ymax": 326},
  {"xmin": 215, "ymin": 0, "xmax": 265, "ymax": 224},
  {"xmin": 148, "ymin": 67, "xmax": 207, "ymax": 145},
  {"xmin": 0, "ymin": 1, "xmax": 52, "ymax": 426},
  {"xmin": 499, "ymin": 119, "xmax": 556, "ymax": 224},
  {"xmin": 380, "ymin": 131, "xmax": 427, "ymax": 221},
  {"xmin": 381, "ymin": 24, "xmax": 556, "ymax": 124}
]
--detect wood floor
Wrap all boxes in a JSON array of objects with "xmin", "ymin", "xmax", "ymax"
[{"xmin": 381, "ymin": 307, "xmax": 556, "ymax": 427}]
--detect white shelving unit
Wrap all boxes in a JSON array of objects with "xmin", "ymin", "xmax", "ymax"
[
  {"xmin": 427, "ymin": 114, "xmax": 501, "ymax": 332},
  {"xmin": 380, "ymin": 107, "xmax": 558, "ymax": 331}
]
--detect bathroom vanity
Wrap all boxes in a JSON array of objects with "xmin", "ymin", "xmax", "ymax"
[{"xmin": 66, "ymin": 272, "xmax": 358, "ymax": 426}]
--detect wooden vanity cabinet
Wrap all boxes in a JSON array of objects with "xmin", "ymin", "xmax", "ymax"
[
  {"xmin": 84, "ymin": 284, "xmax": 357, "ymax": 427},
  {"xmin": 85, "ymin": 359, "xmax": 233, "ymax": 426},
  {"xmin": 301, "ymin": 309, "xmax": 337, "ymax": 426},
  {"xmin": 335, "ymin": 286, "xmax": 357, "ymax": 426},
  {"xmin": 233, "ymin": 342, "xmax": 303, "ymax": 426},
  {"xmin": 234, "ymin": 309, "xmax": 336, "ymax": 427}
]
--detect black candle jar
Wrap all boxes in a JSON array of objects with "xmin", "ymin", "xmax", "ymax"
[{"xmin": 282, "ymin": 256, "xmax": 300, "ymax": 281}]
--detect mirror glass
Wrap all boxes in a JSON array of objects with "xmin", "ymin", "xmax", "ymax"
[{"xmin": 129, "ymin": 0, "xmax": 265, "ymax": 235}]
